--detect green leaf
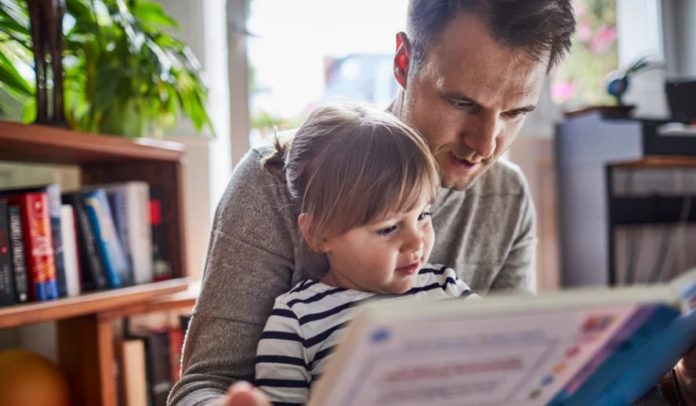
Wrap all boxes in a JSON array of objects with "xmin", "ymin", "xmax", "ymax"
[
  {"xmin": 0, "ymin": 18, "xmax": 29, "ymax": 37},
  {"xmin": 133, "ymin": 0, "xmax": 179, "ymax": 31},
  {"xmin": 21, "ymin": 94, "xmax": 35, "ymax": 123},
  {"xmin": 0, "ymin": 0, "xmax": 28, "ymax": 27},
  {"xmin": 0, "ymin": 51, "xmax": 32, "ymax": 96},
  {"xmin": 0, "ymin": 0, "xmax": 213, "ymax": 137}
]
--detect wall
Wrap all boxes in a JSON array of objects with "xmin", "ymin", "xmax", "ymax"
[
  {"xmin": 662, "ymin": 0, "xmax": 696, "ymax": 79},
  {"xmin": 158, "ymin": 0, "xmax": 234, "ymax": 279},
  {"xmin": 616, "ymin": 0, "xmax": 669, "ymax": 118}
]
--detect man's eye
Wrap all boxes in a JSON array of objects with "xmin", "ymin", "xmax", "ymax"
[
  {"xmin": 448, "ymin": 98, "xmax": 475, "ymax": 110},
  {"xmin": 377, "ymin": 225, "xmax": 398, "ymax": 236},
  {"xmin": 504, "ymin": 110, "xmax": 528, "ymax": 119},
  {"xmin": 417, "ymin": 211, "xmax": 432, "ymax": 221}
]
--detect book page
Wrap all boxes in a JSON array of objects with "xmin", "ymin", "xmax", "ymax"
[{"xmin": 310, "ymin": 304, "xmax": 663, "ymax": 406}]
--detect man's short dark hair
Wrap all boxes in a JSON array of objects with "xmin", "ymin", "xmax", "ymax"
[{"xmin": 406, "ymin": 0, "xmax": 576, "ymax": 72}]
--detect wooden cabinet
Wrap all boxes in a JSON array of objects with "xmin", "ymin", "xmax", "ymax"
[
  {"xmin": 556, "ymin": 112, "xmax": 696, "ymax": 288},
  {"xmin": 0, "ymin": 120, "xmax": 197, "ymax": 405}
]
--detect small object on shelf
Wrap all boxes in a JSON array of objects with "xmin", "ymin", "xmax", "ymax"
[
  {"xmin": 563, "ymin": 105, "xmax": 636, "ymax": 120},
  {"xmin": 665, "ymin": 80, "xmax": 696, "ymax": 123},
  {"xmin": 27, "ymin": 0, "xmax": 67, "ymax": 127},
  {"xmin": 0, "ymin": 349, "xmax": 71, "ymax": 406},
  {"xmin": 605, "ymin": 55, "xmax": 663, "ymax": 107}
]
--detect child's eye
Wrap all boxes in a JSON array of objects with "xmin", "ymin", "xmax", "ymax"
[
  {"xmin": 377, "ymin": 225, "xmax": 398, "ymax": 236},
  {"xmin": 417, "ymin": 211, "xmax": 433, "ymax": 221}
]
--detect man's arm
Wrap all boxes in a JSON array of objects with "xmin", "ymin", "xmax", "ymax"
[{"xmin": 168, "ymin": 149, "xmax": 301, "ymax": 405}]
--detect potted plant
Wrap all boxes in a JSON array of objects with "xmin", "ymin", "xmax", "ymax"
[{"xmin": 0, "ymin": 0, "xmax": 213, "ymax": 138}]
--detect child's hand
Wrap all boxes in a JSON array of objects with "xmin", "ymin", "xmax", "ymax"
[
  {"xmin": 677, "ymin": 345, "xmax": 696, "ymax": 405},
  {"xmin": 211, "ymin": 381, "xmax": 271, "ymax": 406}
]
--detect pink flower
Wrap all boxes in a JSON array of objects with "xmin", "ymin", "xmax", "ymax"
[
  {"xmin": 590, "ymin": 26, "xmax": 616, "ymax": 55},
  {"xmin": 573, "ymin": 0, "xmax": 586, "ymax": 17},
  {"xmin": 577, "ymin": 21, "xmax": 592, "ymax": 43},
  {"xmin": 552, "ymin": 81, "xmax": 575, "ymax": 102}
]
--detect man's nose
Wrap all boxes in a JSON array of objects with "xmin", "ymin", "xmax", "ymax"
[{"xmin": 462, "ymin": 113, "xmax": 499, "ymax": 160}]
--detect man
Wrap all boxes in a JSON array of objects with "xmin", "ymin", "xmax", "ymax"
[{"xmin": 169, "ymin": 1, "xmax": 695, "ymax": 405}]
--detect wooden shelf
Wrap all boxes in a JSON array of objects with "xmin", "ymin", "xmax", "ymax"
[
  {"xmin": 0, "ymin": 279, "xmax": 190, "ymax": 329},
  {"xmin": 103, "ymin": 281, "xmax": 200, "ymax": 319},
  {"xmin": 611, "ymin": 155, "xmax": 696, "ymax": 169},
  {"xmin": 0, "ymin": 120, "xmax": 192, "ymax": 406},
  {"xmin": 0, "ymin": 120, "xmax": 184, "ymax": 165}
]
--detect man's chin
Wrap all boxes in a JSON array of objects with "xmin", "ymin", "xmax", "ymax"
[
  {"xmin": 437, "ymin": 154, "xmax": 489, "ymax": 190},
  {"xmin": 440, "ymin": 171, "xmax": 480, "ymax": 190}
]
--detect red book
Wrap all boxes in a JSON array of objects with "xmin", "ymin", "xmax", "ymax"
[
  {"xmin": 7, "ymin": 192, "xmax": 58, "ymax": 301},
  {"xmin": 168, "ymin": 327, "xmax": 185, "ymax": 383}
]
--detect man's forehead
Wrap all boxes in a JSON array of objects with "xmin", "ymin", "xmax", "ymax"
[
  {"xmin": 426, "ymin": 12, "xmax": 551, "ymax": 73},
  {"xmin": 421, "ymin": 15, "xmax": 548, "ymax": 102}
]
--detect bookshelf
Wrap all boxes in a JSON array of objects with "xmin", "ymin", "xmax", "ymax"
[{"xmin": 0, "ymin": 120, "xmax": 196, "ymax": 406}]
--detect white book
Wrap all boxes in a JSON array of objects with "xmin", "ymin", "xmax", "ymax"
[
  {"xmin": 119, "ymin": 339, "xmax": 148, "ymax": 406},
  {"xmin": 308, "ymin": 269, "xmax": 696, "ymax": 406},
  {"xmin": 60, "ymin": 205, "xmax": 81, "ymax": 297},
  {"xmin": 103, "ymin": 182, "xmax": 153, "ymax": 285}
]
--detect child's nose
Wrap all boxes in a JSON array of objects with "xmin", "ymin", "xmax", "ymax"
[{"xmin": 401, "ymin": 226, "xmax": 424, "ymax": 254}]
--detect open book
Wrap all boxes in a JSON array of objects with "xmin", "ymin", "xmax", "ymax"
[{"xmin": 308, "ymin": 269, "xmax": 696, "ymax": 406}]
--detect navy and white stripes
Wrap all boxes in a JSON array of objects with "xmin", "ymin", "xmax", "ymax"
[{"xmin": 254, "ymin": 264, "xmax": 476, "ymax": 405}]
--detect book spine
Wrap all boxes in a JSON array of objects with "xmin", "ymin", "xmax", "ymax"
[
  {"xmin": 60, "ymin": 205, "xmax": 81, "ymax": 297},
  {"xmin": 9, "ymin": 192, "xmax": 58, "ymax": 301},
  {"xmin": 168, "ymin": 327, "xmax": 185, "ymax": 383},
  {"xmin": 127, "ymin": 183, "xmax": 153, "ymax": 285},
  {"xmin": 8, "ymin": 205, "xmax": 29, "ymax": 303},
  {"xmin": 106, "ymin": 188, "xmax": 134, "ymax": 286},
  {"xmin": 46, "ymin": 184, "xmax": 68, "ymax": 297},
  {"xmin": 144, "ymin": 330, "xmax": 173, "ymax": 406},
  {"xmin": 0, "ymin": 199, "xmax": 16, "ymax": 306},
  {"xmin": 150, "ymin": 187, "xmax": 171, "ymax": 281},
  {"xmin": 82, "ymin": 189, "xmax": 129, "ymax": 288},
  {"xmin": 118, "ymin": 338, "xmax": 149, "ymax": 406},
  {"xmin": 62, "ymin": 193, "xmax": 108, "ymax": 291}
]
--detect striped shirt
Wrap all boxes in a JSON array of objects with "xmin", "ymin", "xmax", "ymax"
[{"xmin": 254, "ymin": 264, "xmax": 476, "ymax": 405}]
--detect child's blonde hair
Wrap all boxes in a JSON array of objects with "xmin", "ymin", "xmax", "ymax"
[{"xmin": 264, "ymin": 102, "xmax": 439, "ymax": 245}]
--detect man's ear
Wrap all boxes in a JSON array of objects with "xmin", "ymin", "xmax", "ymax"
[
  {"xmin": 298, "ymin": 213, "xmax": 328, "ymax": 253},
  {"xmin": 394, "ymin": 32, "xmax": 411, "ymax": 89}
]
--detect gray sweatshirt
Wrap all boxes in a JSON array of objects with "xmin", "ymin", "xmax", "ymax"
[{"xmin": 168, "ymin": 146, "xmax": 538, "ymax": 405}]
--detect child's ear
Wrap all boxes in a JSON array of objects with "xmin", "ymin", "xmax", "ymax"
[
  {"xmin": 298, "ymin": 213, "xmax": 324, "ymax": 252},
  {"xmin": 299, "ymin": 213, "xmax": 333, "ymax": 253}
]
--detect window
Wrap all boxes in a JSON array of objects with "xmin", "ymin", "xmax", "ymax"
[
  {"xmin": 551, "ymin": 0, "xmax": 619, "ymax": 107},
  {"xmin": 246, "ymin": 0, "xmax": 407, "ymax": 146}
]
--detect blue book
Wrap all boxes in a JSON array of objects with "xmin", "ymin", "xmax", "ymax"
[
  {"xmin": 81, "ymin": 189, "xmax": 130, "ymax": 289},
  {"xmin": 105, "ymin": 187, "xmax": 134, "ymax": 286},
  {"xmin": 308, "ymin": 270, "xmax": 696, "ymax": 406}
]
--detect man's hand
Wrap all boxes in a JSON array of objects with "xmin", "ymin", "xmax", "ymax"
[
  {"xmin": 676, "ymin": 345, "xmax": 696, "ymax": 405},
  {"xmin": 212, "ymin": 381, "xmax": 272, "ymax": 406}
]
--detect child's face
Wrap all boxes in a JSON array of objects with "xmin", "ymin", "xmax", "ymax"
[{"xmin": 319, "ymin": 194, "xmax": 434, "ymax": 294}]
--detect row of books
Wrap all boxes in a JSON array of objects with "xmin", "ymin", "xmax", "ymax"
[
  {"xmin": 0, "ymin": 182, "xmax": 171, "ymax": 306},
  {"xmin": 118, "ymin": 315, "xmax": 190, "ymax": 406}
]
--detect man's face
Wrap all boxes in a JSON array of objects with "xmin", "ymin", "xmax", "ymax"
[{"xmin": 397, "ymin": 13, "xmax": 548, "ymax": 190}]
